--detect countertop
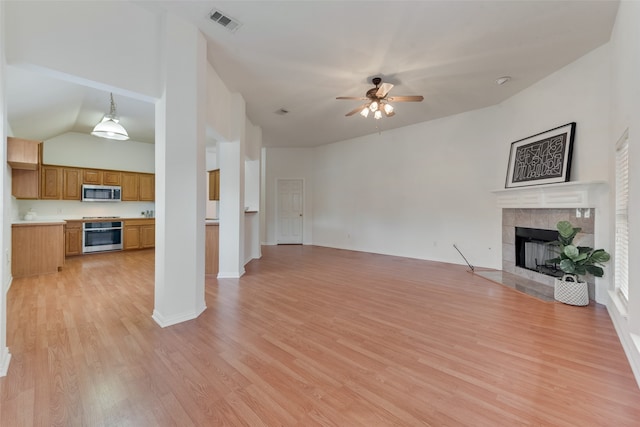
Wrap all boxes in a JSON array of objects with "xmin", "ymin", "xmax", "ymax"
[
  {"xmin": 13, "ymin": 217, "xmax": 155, "ymax": 225},
  {"xmin": 12, "ymin": 220, "xmax": 66, "ymax": 226}
]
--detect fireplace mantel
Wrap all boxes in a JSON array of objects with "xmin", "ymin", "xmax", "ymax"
[{"xmin": 491, "ymin": 181, "xmax": 607, "ymax": 208}]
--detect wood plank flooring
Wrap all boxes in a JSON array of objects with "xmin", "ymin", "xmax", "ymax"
[{"xmin": 1, "ymin": 245, "xmax": 639, "ymax": 426}]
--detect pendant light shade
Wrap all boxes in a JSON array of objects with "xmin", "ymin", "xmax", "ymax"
[{"xmin": 91, "ymin": 93, "xmax": 129, "ymax": 140}]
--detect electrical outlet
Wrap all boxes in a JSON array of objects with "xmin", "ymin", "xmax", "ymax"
[
  {"xmin": 584, "ymin": 208, "xmax": 590, "ymax": 218},
  {"xmin": 576, "ymin": 208, "xmax": 582, "ymax": 218}
]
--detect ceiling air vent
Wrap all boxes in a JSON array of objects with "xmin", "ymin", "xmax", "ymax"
[{"xmin": 209, "ymin": 9, "xmax": 242, "ymax": 33}]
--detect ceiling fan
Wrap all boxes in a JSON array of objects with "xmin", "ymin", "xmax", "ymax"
[{"xmin": 337, "ymin": 77, "xmax": 424, "ymax": 119}]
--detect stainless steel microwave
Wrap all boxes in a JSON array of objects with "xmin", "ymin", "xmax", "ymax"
[{"xmin": 82, "ymin": 184, "xmax": 122, "ymax": 202}]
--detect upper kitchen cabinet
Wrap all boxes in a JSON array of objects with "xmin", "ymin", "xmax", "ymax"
[
  {"xmin": 103, "ymin": 170, "xmax": 121, "ymax": 186},
  {"xmin": 12, "ymin": 169, "xmax": 39, "ymax": 199},
  {"xmin": 9, "ymin": 137, "xmax": 41, "ymax": 199},
  {"xmin": 139, "ymin": 173, "xmax": 155, "ymax": 201},
  {"xmin": 62, "ymin": 168, "xmax": 82, "ymax": 200},
  {"xmin": 41, "ymin": 166, "xmax": 82, "ymax": 200},
  {"xmin": 209, "ymin": 169, "xmax": 220, "ymax": 201},
  {"xmin": 40, "ymin": 165, "xmax": 62, "ymax": 199},
  {"xmin": 121, "ymin": 172, "xmax": 139, "ymax": 201},
  {"xmin": 83, "ymin": 169, "xmax": 102, "ymax": 185},
  {"xmin": 7, "ymin": 137, "xmax": 40, "ymax": 170},
  {"xmin": 83, "ymin": 169, "xmax": 121, "ymax": 186}
]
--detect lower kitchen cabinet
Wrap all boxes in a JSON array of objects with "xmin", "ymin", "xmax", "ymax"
[
  {"xmin": 65, "ymin": 221, "xmax": 83, "ymax": 256},
  {"xmin": 123, "ymin": 219, "xmax": 155, "ymax": 250},
  {"xmin": 12, "ymin": 222, "xmax": 65, "ymax": 278}
]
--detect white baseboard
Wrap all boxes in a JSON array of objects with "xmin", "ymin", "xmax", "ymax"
[
  {"xmin": 217, "ymin": 268, "xmax": 245, "ymax": 279},
  {"xmin": 0, "ymin": 347, "xmax": 11, "ymax": 377},
  {"xmin": 608, "ymin": 294, "xmax": 640, "ymax": 389},
  {"xmin": 152, "ymin": 304, "xmax": 206, "ymax": 328}
]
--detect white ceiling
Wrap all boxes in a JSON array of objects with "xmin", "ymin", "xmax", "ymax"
[{"xmin": 6, "ymin": 1, "xmax": 619, "ymax": 148}]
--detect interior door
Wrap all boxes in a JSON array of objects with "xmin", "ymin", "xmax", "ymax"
[{"xmin": 276, "ymin": 179, "xmax": 303, "ymax": 244}]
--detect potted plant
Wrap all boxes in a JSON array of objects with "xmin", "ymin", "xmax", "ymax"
[{"xmin": 547, "ymin": 220, "xmax": 610, "ymax": 306}]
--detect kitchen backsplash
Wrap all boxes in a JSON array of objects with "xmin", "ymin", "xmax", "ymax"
[{"xmin": 14, "ymin": 199, "xmax": 155, "ymax": 221}]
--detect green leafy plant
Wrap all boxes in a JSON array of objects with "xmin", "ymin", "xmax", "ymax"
[{"xmin": 547, "ymin": 220, "xmax": 610, "ymax": 280}]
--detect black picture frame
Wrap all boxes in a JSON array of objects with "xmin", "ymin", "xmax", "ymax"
[{"xmin": 505, "ymin": 122, "xmax": 576, "ymax": 188}]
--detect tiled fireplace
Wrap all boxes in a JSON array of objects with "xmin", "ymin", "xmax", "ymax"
[
  {"xmin": 492, "ymin": 181, "xmax": 607, "ymax": 302},
  {"xmin": 502, "ymin": 208, "xmax": 595, "ymax": 298}
]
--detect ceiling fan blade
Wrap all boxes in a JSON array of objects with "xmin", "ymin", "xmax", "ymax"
[
  {"xmin": 345, "ymin": 104, "xmax": 369, "ymax": 116},
  {"xmin": 387, "ymin": 95, "xmax": 424, "ymax": 102},
  {"xmin": 376, "ymin": 83, "xmax": 394, "ymax": 98},
  {"xmin": 337, "ymin": 96, "xmax": 368, "ymax": 100}
]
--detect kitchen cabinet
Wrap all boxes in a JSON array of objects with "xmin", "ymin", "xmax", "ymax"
[
  {"xmin": 83, "ymin": 169, "xmax": 102, "ymax": 184},
  {"xmin": 12, "ymin": 168, "xmax": 39, "ymax": 199},
  {"xmin": 63, "ymin": 168, "xmax": 82, "ymax": 200},
  {"xmin": 65, "ymin": 221, "xmax": 83, "ymax": 256},
  {"xmin": 124, "ymin": 219, "xmax": 155, "ymax": 250},
  {"xmin": 103, "ymin": 171, "xmax": 121, "ymax": 186},
  {"xmin": 40, "ymin": 166, "xmax": 62, "ymax": 200},
  {"xmin": 209, "ymin": 169, "xmax": 220, "ymax": 201},
  {"xmin": 121, "ymin": 172, "xmax": 139, "ymax": 201},
  {"xmin": 7, "ymin": 137, "xmax": 40, "ymax": 170},
  {"xmin": 83, "ymin": 169, "xmax": 121, "ymax": 186},
  {"xmin": 12, "ymin": 222, "xmax": 65, "ymax": 278},
  {"xmin": 205, "ymin": 223, "xmax": 219, "ymax": 275},
  {"xmin": 139, "ymin": 173, "xmax": 155, "ymax": 201},
  {"xmin": 39, "ymin": 166, "xmax": 81, "ymax": 200}
]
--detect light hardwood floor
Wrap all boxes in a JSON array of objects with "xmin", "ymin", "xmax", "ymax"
[{"xmin": 1, "ymin": 245, "xmax": 639, "ymax": 426}]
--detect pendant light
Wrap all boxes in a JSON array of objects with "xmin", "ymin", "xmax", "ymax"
[{"xmin": 91, "ymin": 93, "xmax": 129, "ymax": 140}]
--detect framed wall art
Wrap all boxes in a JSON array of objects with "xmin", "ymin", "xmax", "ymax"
[{"xmin": 505, "ymin": 122, "xmax": 576, "ymax": 188}]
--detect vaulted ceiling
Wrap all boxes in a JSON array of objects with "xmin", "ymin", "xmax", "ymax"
[{"xmin": 6, "ymin": 1, "xmax": 619, "ymax": 147}]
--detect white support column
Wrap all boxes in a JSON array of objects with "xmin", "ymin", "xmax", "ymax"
[
  {"xmin": 218, "ymin": 94, "xmax": 246, "ymax": 278},
  {"xmin": 153, "ymin": 14, "xmax": 207, "ymax": 327},
  {"xmin": 0, "ymin": 0, "xmax": 12, "ymax": 376}
]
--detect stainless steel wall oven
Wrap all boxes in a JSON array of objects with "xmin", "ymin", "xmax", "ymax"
[{"xmin": 82, "ymin": 219, "xmax": 123, "ymax": 253}]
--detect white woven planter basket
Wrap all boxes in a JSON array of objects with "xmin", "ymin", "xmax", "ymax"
[{"xmin": 554, "ymin": 274, "xmax": 588, "ymax": 306}]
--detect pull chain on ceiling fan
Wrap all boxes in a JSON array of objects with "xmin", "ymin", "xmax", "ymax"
[{"xmin": 336, "ymin": 77, "xmax": 424, "ymax": 119}]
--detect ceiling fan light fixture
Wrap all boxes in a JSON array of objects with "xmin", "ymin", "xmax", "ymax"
[
  {"xmin": 91, "ymin": 93, "xmax": 129, "ymax": 141},
  {"xmin": 360, "ymin": 107, "xmax": 370, "ymax": 118},
  {"xmin": 383, "ymin": 103, "xmax": 394, "ymax": 114},
  {"xmin": 369, "ymin": 101, "xmax": 379, "ymax": 112},
  {"xmin": 374, "ymin": 110, "xmax": 382, "ymax": 120}
]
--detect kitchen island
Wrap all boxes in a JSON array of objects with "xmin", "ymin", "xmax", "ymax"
[
  {"xmin": 12, "ymin": 220, "xmax": 65, "ymax": 278},
  {"xmin": 205, "ymin": 220, "xmax": 219, "ymax": 275}
]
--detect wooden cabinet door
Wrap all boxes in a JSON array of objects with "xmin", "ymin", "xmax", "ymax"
[
  {"xmin": 205, "ymin": 224, "xmax": 219, "ymax": 275},
  {"xmin": 121, "ymin": 172, "xmax": 139, "ymax": 201},
  {"xmin": 123, "ymin": 225, "xmax": 141, "ymax": 250},
  {"xmin": 63, "ymin": 168, "xmax": 82, "ymax": 200},
  {"xmin": 12, "ymin": 168, "xmax": 39, "ymax": 199},
  {"xmin": 209, "ymin": 169, "xmax": 220, "ymax": 200},
  {"xmin": 140, "ymin": 225, "xmax": 155, "ymax": 248},
  {"xmin": 65, "ymin": 222, "xmax": 83, "ymax": 256},
  {"xmin": 7, "ymin": 137, "xmax": 40, "ymax": 170},
  {"xmin": 40, "ymin": 166, "xmax": 62, "ymax": 200},
  {"xmin": 83, "ymin": 169, "xmax": 102, "ymax": 184},
  {"xmin": 103, "ymin": 171, "xmax": 121, "ymax": 186},
  {"xmin": 139, "ymin": 174, "xmax": 155, "ymax": 201}
]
